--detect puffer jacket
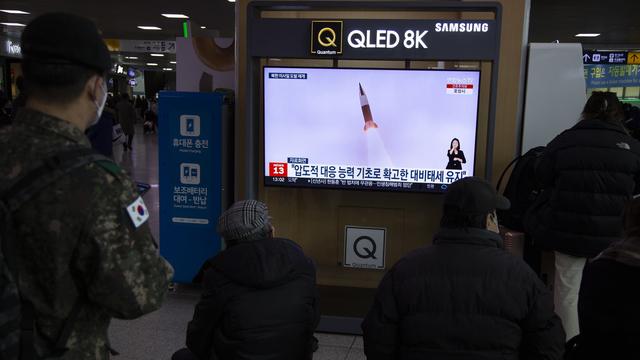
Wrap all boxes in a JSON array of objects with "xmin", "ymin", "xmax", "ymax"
[
  {"xmin": 186, "ymin": 238, "xmax": 319, "ymax": 360},
  {"xmin": 575, "ymin": 258, "xmax": 640, "ymax": 359},
  {"xmin": 362, "ymin": 228, "xmax": 565, "ymax": 360},
  {"xmin": 535, "ymin": 119, "xmax": 640, "ymax": 257}
]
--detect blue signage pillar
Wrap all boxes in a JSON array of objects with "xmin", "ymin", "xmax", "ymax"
[{"xmin": 158, "ymin": 91, "xmax": 225, "ymax": 283}]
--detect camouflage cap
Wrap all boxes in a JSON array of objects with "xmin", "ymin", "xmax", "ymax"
[{"xmin": 217, "ymin": 200, "xmax": 272, "ymax": 243}]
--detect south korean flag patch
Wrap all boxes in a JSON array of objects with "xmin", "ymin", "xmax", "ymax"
[{"xmin": 127, "ymin": 196, "xmax": 149, "ymax": 228}]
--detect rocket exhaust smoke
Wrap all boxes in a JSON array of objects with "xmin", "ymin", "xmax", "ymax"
[{"xmin": 359, "ymin": 83, "xmax": 393, "ymax": 168}]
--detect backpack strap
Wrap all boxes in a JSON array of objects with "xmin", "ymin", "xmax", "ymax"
[
  {"xmin": 496, "ymin": 154, "xmax": 524, "ymax": 193},
  {"xmin": 496, "ymin": 146, "xmax": 547, "ymax": 193},
  {"xmin": 1, "ymin": 147, "xmax": 110, "ymax": 358},
  {"xmin": 2, "ymin": 148, "xmax": 107, "ymax": 213}
]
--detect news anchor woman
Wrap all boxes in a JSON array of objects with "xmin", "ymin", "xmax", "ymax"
[{"xmin": 446, "ymin": 138, "xmax": 466, "ymax": 170}]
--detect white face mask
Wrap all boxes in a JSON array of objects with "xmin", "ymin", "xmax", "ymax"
[
  {"xmin": 90, "ymin": 80, "xmax": 108, "ymax": 127},
  {"xmin": 487, "ymin": 211, "xmax": 500, "ymax": 234}
]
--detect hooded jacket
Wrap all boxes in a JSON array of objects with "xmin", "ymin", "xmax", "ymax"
[
  {"xmin": 362, "ymin": 228, "xmax": 565, "ymax": 360},
  {"xmin": 186, "ymin": 238, "xmax": 319, "ymax": 360},
  {"xmin": 535, "ymin": 119, "xmax": 640, "ymax": 257}
]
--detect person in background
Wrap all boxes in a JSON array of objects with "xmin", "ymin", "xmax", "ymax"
[
  {"xmin": 133, "ymin": 95, "xmax": 140, "ymax": 122},
  {"xmin": 144, "ymin": 101, "xmax": 158, "ymax": 134},
  {"xmin": 0, "ymin": 90, "xmax": 10, "ymax": 127},
  {"xmin": 362, "ymin": 177, "xmax": 565, "ymax": 360},
  {"xmin": 11, "ymin": 76, "xmax": 27, "ymax": 120},
  {"xmin": 86, "ymin": 93, "xmax": 115, "ymax": 158},
  {"xmin": 173, "ymin": 200, "xmax": 319, "ymax": 360},
  {"xmin": 623, "ymin": 103, "xmax": 640, "ymax": 141},
  {"xmin": 106, "ymin": 95, "xmax": 118, "ymax": 126},
  {"xmin": 0, "ymin": 13, "xmax": 173, "ymax": 359},
  {"xmin": 135, "ymin": 94, "xmax": 144, "ymax": 119},
  {"xmin": 140, "ymin": 95, "xmax": 149, "ymax": 116},
  {"xmin": 532, "ymin": 91, "xmax": 640, "ymax": 340},
  {"xmin": 572, "ymin": 196, "xmax": 640, "ymax": 359},
  {"xmin": 116, "ymin": 93, "xmax": 136, "ymax": 151}
]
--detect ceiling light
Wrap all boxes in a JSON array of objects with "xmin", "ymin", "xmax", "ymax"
[
  {"xmin": 147, "ymin": 63, "xmax": 158, "ymax": 66},
  {"xmin": 150, "ymin": 53, "xmax": 165, "ymax": 57},
  {"xmin": 228, "ymin": 0, "xmax": 236, "ymax": 2},
  {"xmin": 138, "ymin": 26, "xmax": 162, "ymax": 30},
  {"xmin": 575, "ymin": 33, "xmax": 600, "ymax": 38},
  {"xmin": 125, "ymin": 56, "xmax": 139, "ymax": 60},
  {"xmin": 161, "ymin": 14, "xmax": 189, "ymax": 19},
  {"xmin": 170, "ymin": 61, "xmax": 177, "ymax": 64},
  {"xmin": 200, "ymin": 26, "xmax": 206, "ymax": 29},
  {"xmin": 0, "ymin": 10, "xmax": 30, "ymax": 14},
  {"xmin": 1, "ymin": 22, "xmax": 26, "ymax": 27},
  {"xmin": 163, "ymin": 68, "xmax": 174, "ymax": 71}
]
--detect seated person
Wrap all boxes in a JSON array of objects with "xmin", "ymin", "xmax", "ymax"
[
  {"xmin": 173, "ymin": 200, "xmax": 319, "ymax": 360},
  {"xmin": 362, "ymin": 177, "xmax": 565, "ymax": 360},
  {"xmin": 575, "ymin": 196, "xmax": 640, "ymax": 359}
]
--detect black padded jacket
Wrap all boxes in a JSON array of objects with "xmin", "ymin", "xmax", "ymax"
[
  {"xmin": 536, "ymin": 119, "xmax": 640, "ymax": 257},
  {"xmin": 576, "ymin": 258, "xmax": 640, "ymax": 359},
  {"xmin": 186, "ymin": 238, "xmax": 319, "ymax": 360},
  {"xmin": 362, "ymin": 228, "xmax": 565, "ymax": 360}
]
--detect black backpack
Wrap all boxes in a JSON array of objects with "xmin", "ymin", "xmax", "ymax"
[
  {"xmin": 496, "ymin": 146, "xmax": 546, "ymax": 231},
  {"xmin": 0, "ymin": 148, "xmax": 108, "ymax": 360}
]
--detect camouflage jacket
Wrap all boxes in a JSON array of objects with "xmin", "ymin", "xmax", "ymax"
[{"xmin": 0, "ymin": 109, "xmax": 174, "ymax": 359}]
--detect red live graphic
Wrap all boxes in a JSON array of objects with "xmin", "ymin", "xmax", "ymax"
[{"xmin": 269, "ymin": 162, "xmax": 288, "ymax": 177}]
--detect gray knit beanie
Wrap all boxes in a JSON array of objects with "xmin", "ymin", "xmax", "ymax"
[{"xmin": 217, "ymin": 200, "xmax": 272, "ymax": 244}]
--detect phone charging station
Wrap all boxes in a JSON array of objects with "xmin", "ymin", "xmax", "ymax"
[{"xmin": 158, "ymin": 91, "xmax": 233, "ymax": 283}]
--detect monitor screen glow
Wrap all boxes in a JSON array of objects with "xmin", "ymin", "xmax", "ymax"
[{"xmin": 263, "ymin": 66, "xmax": 481, "ymax": 193}]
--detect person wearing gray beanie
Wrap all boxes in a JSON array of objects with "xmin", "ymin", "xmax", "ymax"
[
  {"xmin": 217, "ymin": 200, "xmax": 273, "ymax": 245},
  {"xmin": 175, "ymin": 200, "xmax": 319, "ymax": 360}
]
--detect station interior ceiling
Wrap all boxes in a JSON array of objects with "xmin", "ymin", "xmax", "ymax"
[
  {"xmin": 1, "ymin": 0, "xmax": 638, "ymax": 71},
  {"xmin": 1, "ymin": 0, "xmax": 639, "ymax": 47}
]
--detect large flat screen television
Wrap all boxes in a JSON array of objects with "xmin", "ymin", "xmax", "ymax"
[{"xmin": 263, "ymin": 66, "xmax": 481, "ymax": 193}]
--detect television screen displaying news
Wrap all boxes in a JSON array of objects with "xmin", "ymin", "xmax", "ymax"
[{"xmin": 263, "ymin": 66, "xmax": 481, "ymax": 193}]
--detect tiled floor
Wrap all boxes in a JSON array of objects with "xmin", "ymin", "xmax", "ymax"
[{"xmin": 108, "ymin": 126, "xmax": 364, "ymax": 359}]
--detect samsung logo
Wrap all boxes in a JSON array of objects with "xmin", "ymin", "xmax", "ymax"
[{"xmin": 435, "ymin": 22, "xmax": 489, "ymax": 33}]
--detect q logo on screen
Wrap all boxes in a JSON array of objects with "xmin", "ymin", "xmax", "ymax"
[{"xmin": 311, "ymin": 20, "xmax": 343, "ymax": 55}]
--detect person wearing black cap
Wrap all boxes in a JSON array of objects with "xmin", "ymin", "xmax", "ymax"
[
  {"xmin": 173, "ymin": 200, "xmax": 319, "ymax": 360},
  {"xmin": 362, "ymin": 177, "xmax": 565, "ymax": 360},
  {"xmin": 0, "ymin": 13, "xmax": 173, "ymax": 359}
]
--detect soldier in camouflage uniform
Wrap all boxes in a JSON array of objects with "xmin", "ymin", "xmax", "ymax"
[{"xmin": 0, "ymin": 13, "xmax": 173, "ymax": 359}]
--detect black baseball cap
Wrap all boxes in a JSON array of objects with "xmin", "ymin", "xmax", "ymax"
[
  {"xmin": 444, "ymin": 177, "xmax": 510, "ymax": 214},
  {"xmin": 21, "ymin": 13, "xmax": 111, "ymax": 73}
]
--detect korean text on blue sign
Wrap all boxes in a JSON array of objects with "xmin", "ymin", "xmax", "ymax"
[
  {"xmin": 585, "ymin": 64, "xmax": 640, "ymax": 88},
  {"xmin": 159, "ymin": 92, "xmax": 224, "ymax": 283},
  {"xmin": 583, "ymin": 51, "xmax": 628, "ymax": 65}
]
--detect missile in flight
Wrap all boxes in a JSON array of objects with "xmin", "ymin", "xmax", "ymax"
[{"xmin": 359, "ymin": 83, "xmax": 379, "ymax": 132}]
